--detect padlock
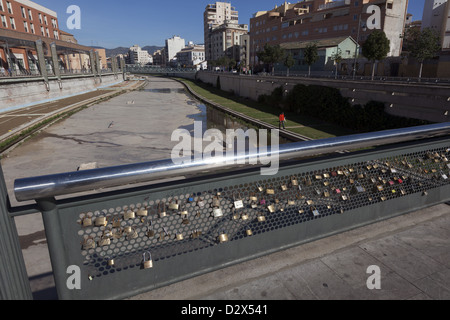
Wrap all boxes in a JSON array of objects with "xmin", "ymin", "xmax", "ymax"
[
  {"xmin": 168, "ymin": 200, "xmax": 179, "ymax": 210},
  {"xmin": 335, "ymin": 188, "xmax": 341, "ymax": 194},
  {"xmin": 232, "ymin": 211, "xmax": 240, "ymax": 220},
  {"xmin": 246, "ymin": 229, "xmax": 253, "ymax": 236},
  {"xmin": 108, "ymin": 259, "xmax": 115, "ymax": 266},
  {"xmin": 291, "ymin": 176, "xmax": 298, "ymax": 186},
  {"xmin": 323, "ymin": 190, "xmax": 330, "ymax": 197},
  {"xmin": 233, "ymin": 193, "xmax": 244, "ymax": 209},
  {"xmin": 288, "ymin": 200, "xmax": 295, "ymax": 205},
  {"xmin": 267, "ymin": 204, "xmax": 275, "ymax": 213},
  {"xmin": 266, "ymin": 188, "xmax": 275, "ymax": 195},
  {"xmin": 136, "ymin": 207, "xmax": 148, "ymax": 217},
  {"xmin": 197, "ymin": 196, "xmax": 206, "ymax": 207},
  {"xmin": 314, "ymin": 188, "xmax": 321, "ymax": 196},
  {"xmin": 188, "ymin": 194, "xmax": 195, "ymax": 203},
  {"xmin": 257, "ymin": 214, "xmax": 266, "ymax": 222},
  {"xmin": 95, "ymin": 216, "xmax": 107, "ymax": 227},
  {"xmin": 256, "ymin": 182, "xmax": 264, "ymax": 192},
  {"xmin": 306, "ymin": 199, "xmax": 314, "ymax": 205},
  {"xmin": 126, "ymin": 227, "xmax": 138, "ymax": 240},
  {"xmin": 212, "ymin": 196, "xmax": 220, "ymax": 207},
  {"xmin": 380, "ymin": 196, "xmax": 387, "ymax": 201},
  {"xmin": 304, "ymin": 176, "xmax": 312, "ymax": 186},
  {"xmin": 158, "ymin": 202, "xmax": 167, "ymax": 218},
  {"xmin": 341, "ymin": 195, "xmax": 348, "ymax": 201},
  {"xmin": 375, "ymin": 185, "xmax": 384, "ymax": 192},
  {"xmin": 323, "ymin": 181, "xmax": 330, "ymax": 187},
  {"xmin": 123, "ymin": 226, "xmax": 132, "ymax": 234},
  {"xmin": 355, "ymin": 184, "xmax": 365, "ymax": 193},
  {"xmin": 213, "ymin": 207, "xmax": 223, "ymax": 218},
  {"xmin": 98, "ymin": 236, "xmax": 111, "ymax": 247},
  {"xmin": 146, "ymin": 226, "xmax": 155, "ymax": 238},
  {"xmin": 298, "ymin": 209, "xmax": 304, "ymax": 214},
  {"xmin": 142, "ymin": 252, "xmax": 153, "ymax": 269},
  {"xmin": 241, "ymin": 213, "xmax": 249, "ymax": 220},
  {"xmin": 311, "ymin": 207, "xmax": 320, "ymax": 217},
  {"xmin": 337, "ymin": 170, "xmax": 344, "ymax": 175},
  {"xmin": 124, "ymin": 210, "xmax": 135, "ymax": 220},
  {"xmin": 323, "ymin": 173, "xmax": 330, "ymax": 179},
  {"xmin": 315, "ymin": 174, "xmax": 322, "ymax": 180},
  {"xmin": 82, "ymin": 236, "xmax": 96, "ymax": 250},
  {"xmin": 357, "ymin": 172, "xmax": 364, "ymax": 179},
  {"xmin": 441, "ymin": 172, "xmax": 448, "ymax": 180},
  {"xmin": 112, "ymin": 216, "xmax": 121, "ymax": 228},
  {"xmin": 218, "ymin": 232, "xmax": 229, "ymax": 243},
  {"xmin": 281, "ymin": 184, "xmax": 288, "ymax": 191},
  {"xmin": 175, "ymin": 231, "xmax": 184, "ymax": 241},
  {"xmin": 260, "ymin": 198, "xmax": 266, "ymax": 205},
  {"xmin": 331, "ymin": 171, "xmax": 338, "ymax": 177},
  {"xmin": 112, "ymin": 227, "xmax": 123, "ymax": 239},
  {"xmin": 249, "ymin": 193, "xmax": 258, "ymax": 202},
  {"xmin": 349, "ymin": 178, "xmax": 355, "ymax": 184},
  {"xmin": 400, "ymin": 188, "xmax": 407, "ymax": 195},
  {"xmin": 82, "ymin": 214, "xmax": 93, "ymax": 227}
]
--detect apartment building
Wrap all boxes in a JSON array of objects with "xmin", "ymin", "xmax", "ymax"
[
  {"xmin": 249, "ymin": 0, "xmax": 409, "ymax": 66},
  {"xmin": 209, "ymin": 21, "xmax": 248, "ymax": 62},
  {"xmin": 165, "ymin": 35, "xmax": 185, "ymax": 65},
  {"xmin": 127, "ymin": 45, "xmax": 152, "ymax": 66},
  {"xmin": 176, "ymin": 44, "xmax": 206, "ymax": 69},
  {"xmin": 0, "ymin": 0, "xmax": 93, "ymax": 76},
  {"xmin": 204, "ymin": 2, "xmax": 239, "ymax": 61},
  {"xmin": 422, "ymin": 0, "xmax": 450, "ymax": 50}
]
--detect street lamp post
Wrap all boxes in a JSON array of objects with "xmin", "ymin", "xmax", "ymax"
[{"xmin": 352, "ymin": 14, "xmax": 366, "ymax": 80}]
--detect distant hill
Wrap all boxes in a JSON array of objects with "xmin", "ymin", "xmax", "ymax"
[{"xmin": 91, "ymin": 46, "xmax": 164, "ymax": 57}]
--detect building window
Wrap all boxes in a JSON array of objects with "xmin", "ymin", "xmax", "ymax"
[
  {"xmin": 46, "ymin": 27, "xmax": 49, "ymax": 37},
  {"xmin": 44, "ymin": 15, "xmax": 48, "ymax": 25},
  {"xmin": 0, "ymin": 1, "xmax": 4, "ymax": 12},
  {"xmin": 38, "ymin": 13, "xmax": 42, "ymax": 24},
  {"xmin": 1, "ymin": 15, "xmax": 7, "ymax": 28},
  {"xmin": 282, "ymin": 22, "xmax": 289, "ymax": 28},
  {"xmin": 354, "ymin": 1, "xmax": 359, "ymax": 6},
  {"xmin": 23, "ymin": 21, "xmax": 28, "ymax": 32},
  {"xmin": 28, "ymin": 9, "xmax": 32, "ymax": 20},
  {"xmin": 30, "ymin": 22, "xmax": 34, "ymax": 34},
  {"xmin": 40, "ymin": 26, "xmax": 44, "ymax": 35},
  {"xmin": 6, "ymin": 1, "xmax": 12, "ymax": 14},
  {"xmin": 9, "ymin": 17, "xmax": 15, "ymax": 29},
  {"xmin": 21, "ymin": 6, "xmax": 26, "ymax": 18}
]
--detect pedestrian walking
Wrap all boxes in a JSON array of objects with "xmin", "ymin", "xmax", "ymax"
[{"xmin": 279, "ymin": 112, "xmax": 286, "ymax": 130}]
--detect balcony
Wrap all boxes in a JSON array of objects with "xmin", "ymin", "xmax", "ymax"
[{"xmin": 318, "ymin": 0, "xmax": 351, "ymax": 11}]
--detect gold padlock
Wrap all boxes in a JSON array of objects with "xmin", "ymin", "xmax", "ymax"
[
  {"xmin": 98, "ymin": 236, "xmax": 111, "ymax": 247},
  {"xmin": 256, "ymin": 182, "xmax": 264, "ymax": 192},
  {"xmin": 168, "ymin": 200, "xmax": 179, "ymax": 210},
  {"xmin": 112, "ymin": 227, "xmax": 123, "ymax": 239},
  {"xmin": 95, "ymin": 216, "xmax": 107, "ymax": 227},
  {"xmin": 123, "ymin": 210, "xmax": 135, "ymax": 220},
  {"xmin": 146, "ymin": 225, "xmax": 155, "ymax": 238},
  {"xmin": 281, "ymin": 184, "xmax": 287, "ymax": 191},
  {"xmin": 112, "ymin": 216, "xmax": 121, "ymax": 228},
  {"xmin": 136, "ymin": 207, "xmax": 148, "ymax": 217},
  {"xmin": 323, "ymin": 190, "xmax": 330, "ymax": 197},
  {"xmin": 175, "ymin": 231, "xmax": 184, "ymax": 241},
  {"xmin": 288, "ymin": 200, "xmax": 295, "ymax": 205},
  {"xmin": 291, "ymin": 176, "xmax": 298, "ymax": 186},
  {"xmin": 267, "ymin": 204, "xmax": 275, "ymax": 213},
  {"xmin": 108, "ymin": 259, "xmax": 115, "ymax": 266},
  {"xmin": 159, "ymin": 202, "xmax": 167, "ymax": 218},
  {"xmin": 246, "ymin": 229, "xmax": 253, "ymax": 236},
  {"xmin": 218, "ymin": 232, "xmax": 229, "ymax": 243},
  {"xmin": 266, "ymin": 188, "xmax": 275, "ymax": 195},
  {"xmin": 241, "ymin": 213, "xmax": 249, "ymax": 220},
  {"xmin": 82, "ymin": 214, "xmax": 93, "ymax": 227},
  {"xmin": 249, "ymin": 193, "xmax": 258, "ymax": 202},
  {"xmin": 257, "ymin": 214, "xmax": 266, "ymax": 222},
  {"xmin": 212, "ymin": 196, "xmax": 220, "ymax": 207},
  {"xmin": 142, "ymin": 251, "xmax": 153, "ymax": 269},
  {"xmin": 82, "ymin": 236, "xmax": 96, "ymax": 250}
]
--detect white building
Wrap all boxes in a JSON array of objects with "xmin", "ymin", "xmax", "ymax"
[
  {"xmin": 422, "ymin": 0, "xmax": 450, "ymax": 50},
  {"xmin": 210, "ymin": 21, "xmax": 248, "ymax": 62},
  {"xmin": 176, "ymin": 44, "xmax": 206, "ymax": 69},
  {"xmin": 127, "ymin": 45, "xmax": 152, "ymax": 65},
  {"xmin": 204, "ymin": 2, "xmax": 239, "ymax": 61},
  {"xmin": 165, "ymin": 36, "xmax": 186, "ymax": 64}
]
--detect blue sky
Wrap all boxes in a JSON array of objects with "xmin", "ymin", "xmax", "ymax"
[{"xmin": 37, "ymin": 0, "xmax": 426, "ymax": 49}]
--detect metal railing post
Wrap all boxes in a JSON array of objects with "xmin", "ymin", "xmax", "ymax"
[{"xmin": 0, "ymin": 164, "xmax": 33, "ymax": 300}]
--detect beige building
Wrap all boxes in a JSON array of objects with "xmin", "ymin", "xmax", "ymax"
[
  {"xmin": 422, "ymin": 0, "xmax": 450, "ymax": 51},
  {"xmin": 204, "ymin": 2, "xmax": 239, "ymax": 61},
  {"xmin": 209, "ymin": 21, "xmax": 248, "ymax": 62}
]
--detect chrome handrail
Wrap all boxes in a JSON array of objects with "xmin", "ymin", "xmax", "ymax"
[{"xmin": 14, "ymin": 122, "xmax": 450, "ymax": 202}]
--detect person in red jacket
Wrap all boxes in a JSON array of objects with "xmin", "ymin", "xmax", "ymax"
[{"xmin": 279, "ymin": 112, "xmax": 286, "ymax": 129}]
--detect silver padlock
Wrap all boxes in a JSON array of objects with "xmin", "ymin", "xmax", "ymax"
[
  {"xmin": 142, "ymin": 251, "xmax": 153, "ymax": 269},
  {"xmin": 213, "ymin": 207, "xmax": 223, "ymax": 218},
  {"xmin": 233, "ymin": 193, "xmax": 244, "ymax": 209}
]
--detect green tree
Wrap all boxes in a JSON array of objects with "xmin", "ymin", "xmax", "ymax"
[
  {"xmin": 257, "ymin": 44, "xmax": 286, "ymax": 75},
  {"xmin": 361, "ymin": 30, "xmax": 390, "ymax": 80},
  {"xmin": 303, "ymin": 43, "xmax": 319, "ymax": 77},
  {"xmin": 330, "ymin": 48, "xmax": 342, "ymax": 79},
  {"xmin": 283, "ymin": 53, "xmax": 295, "ymax": 77},
  {"xmin": 407, "ymin": 27, "xmax": 441, "ymax": 80}
]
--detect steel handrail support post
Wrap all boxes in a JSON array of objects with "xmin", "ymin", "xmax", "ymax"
[
  {"xmin": 35, "ymin": 197, "xmax": 72, "ymax": 300},
  {"xmin": 0, "ymin": 164, "xmax": 33, "ymax": 300}
]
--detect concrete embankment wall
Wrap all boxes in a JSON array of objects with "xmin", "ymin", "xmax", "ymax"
[
  {"xmin": 0, "ymin": 74, "xmax": 122, "ymax": 112},
  {"xmin": 197, "ymin": 71, "xmax": 450, "ymax": 123}
]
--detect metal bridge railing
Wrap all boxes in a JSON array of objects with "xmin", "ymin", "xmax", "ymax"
[{"xmin": 1, "ymin": 123, "xmax": 450, "ymax": 299}]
